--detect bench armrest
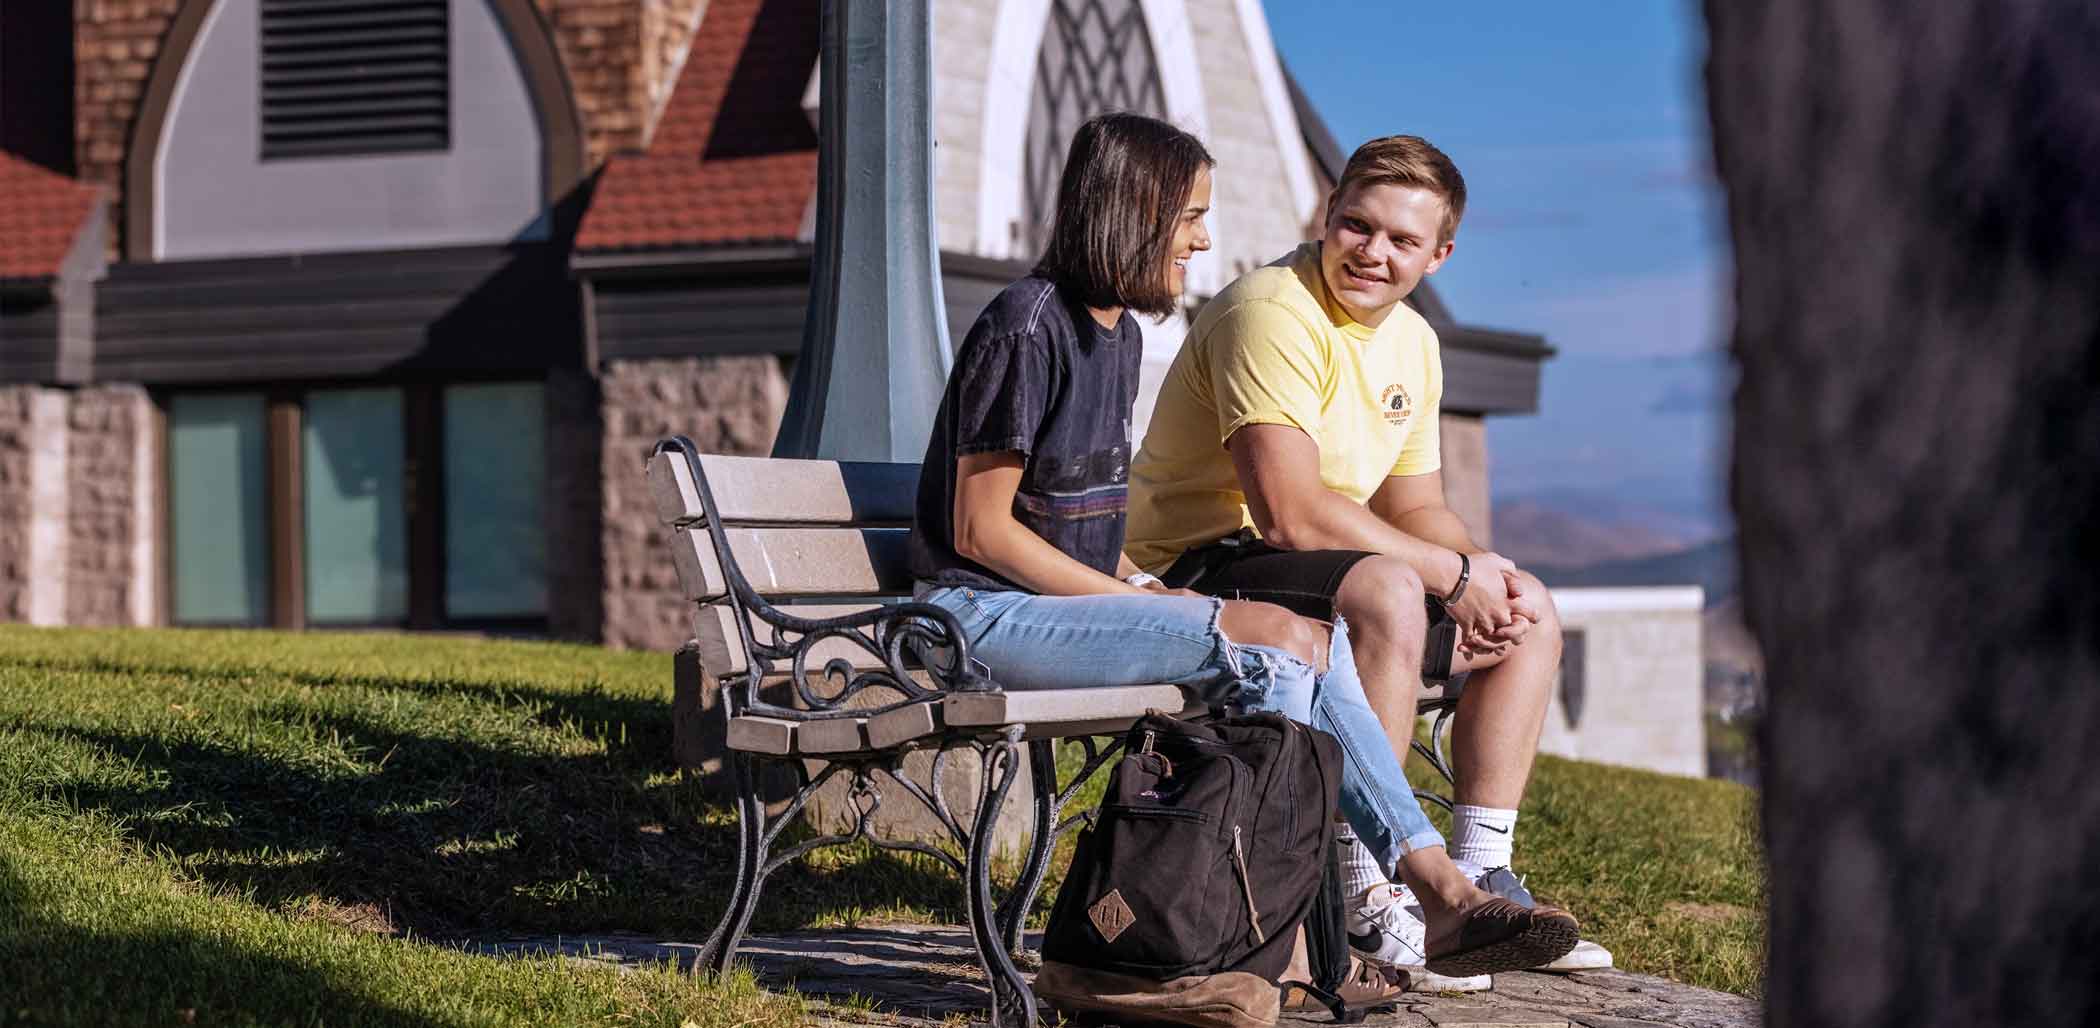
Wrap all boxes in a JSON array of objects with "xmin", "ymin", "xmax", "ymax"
[{"xmin": 652, "ymin": 436, "xmax": 991, "ymax": 725}]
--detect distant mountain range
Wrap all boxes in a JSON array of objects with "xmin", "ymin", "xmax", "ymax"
[
  {"xmin": 1492, "ymin": 488, "xmax": 1736, "ymax": 607},
  {"xmin": 1492, "ymin": 496, "xmax": 1710, "ymax": 568},
  {"xmin": 1528, "ymin": 536, "xmax": 1738, "ymax": 606}
]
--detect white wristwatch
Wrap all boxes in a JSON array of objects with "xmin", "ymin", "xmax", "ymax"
[{"xmin": 1124, "ymin": 572, "xmax": 1163, "ymax": 589}]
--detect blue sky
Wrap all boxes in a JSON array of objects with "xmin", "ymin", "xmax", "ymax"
[{"xmin": 1265, "ymin": 2, "xmax": 1732, "ymax": 529}]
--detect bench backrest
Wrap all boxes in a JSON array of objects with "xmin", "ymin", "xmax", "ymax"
[{"xmin": 648, "ymin": 450, "xmax": 919, "ymax": 598}]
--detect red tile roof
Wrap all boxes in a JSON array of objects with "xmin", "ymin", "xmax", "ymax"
[
  {"xmin": 576, "ymin": 0, "xmax": 821, "ymax": 253},
  {"xmin": 0, "ymin": 153, "xmax": 102, "ymax": 282}
]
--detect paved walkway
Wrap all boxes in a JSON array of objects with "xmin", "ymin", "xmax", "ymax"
[{"xmin": 473, "ymin": 924, "xmax": 1758, "ymax": 1027}]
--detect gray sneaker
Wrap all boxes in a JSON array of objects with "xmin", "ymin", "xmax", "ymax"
[
  {"xmin": 1475, "ymin": 866, "xmax": 1535, "ymax": 908},
  {"xmin": 1473, "ymin": 867, "xmax": 1614, "ymax": 972}
]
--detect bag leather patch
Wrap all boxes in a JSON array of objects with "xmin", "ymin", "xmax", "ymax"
[{"xmin": 1089, "ymin": 888, "xmax": 1136, "ymax": 943}]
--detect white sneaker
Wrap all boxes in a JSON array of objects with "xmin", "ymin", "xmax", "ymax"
[
  {"xmin": 1347, "ymin": 883, "xmax": 1494, "ymax": 993},
  {"xmin": 1537, "ymin": 938, "xmax": 1614, "ymax": 972}
]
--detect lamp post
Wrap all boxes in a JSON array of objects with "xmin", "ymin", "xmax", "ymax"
[{"xmin": 772, "ymin": 0, "xmax": 952, "ymax": 462}]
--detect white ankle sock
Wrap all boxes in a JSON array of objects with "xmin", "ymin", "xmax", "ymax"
[
  {"xmin": 1451, "ymin": 804, "xmax": 1519, "ymax": 871},
  {"xmin": 1334, "ymin": 822, "xmax": 1392, "ymax": 903}
]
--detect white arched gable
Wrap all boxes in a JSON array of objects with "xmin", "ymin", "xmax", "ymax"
[
  {"xmin": 975, "ymin": 0, "xmax": 1221, "ymax": 292},
  {"xmin": 154, "ymin": 0, "xmax": 548, "ymax": 259}
]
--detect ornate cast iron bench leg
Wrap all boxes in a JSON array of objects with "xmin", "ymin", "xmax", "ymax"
[
  {"xmin": 695, "ymin": 749, "xmax": 771, "ymax": 974},
  {"xmin": 694, "ymin": 721, "xmax": 1045, "ymax": 1025},
  {"xmin": 994, "ymin": 738, "xmax": 1059, "ymax": 957},
  {"xmin": 968, "ymin": 727, "xmax": 1035, "ymax": 1027}
]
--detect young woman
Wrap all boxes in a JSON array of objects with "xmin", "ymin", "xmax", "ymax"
[{"xmin": 905, "ymin": 112, "xmax": 1575, "ymax": 986}]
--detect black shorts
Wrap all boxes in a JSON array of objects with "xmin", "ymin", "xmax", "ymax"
[{"xmin": 1160, "ymin": 529, "xmax": 1463, "ymax": 681}]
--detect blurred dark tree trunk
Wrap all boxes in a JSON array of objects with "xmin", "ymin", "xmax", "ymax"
[{"xmin": 1704, "ymin": 1, "xmax": 2100, "ymax": 1024}]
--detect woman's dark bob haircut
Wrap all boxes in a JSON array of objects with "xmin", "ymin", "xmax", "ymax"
[{"xmin": 1033, "ymin": 112, "xmax": 1214, "ymax": 318}]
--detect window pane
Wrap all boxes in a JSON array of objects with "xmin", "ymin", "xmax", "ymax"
[
  {"xmin": 168, "ymin": 393, "xmax": 269, "ymax": 624},
  {"xmin": 303, "ymin": 388, "xmax": 408, "ymax": 624},
  {"xmin": 443, "ymin": 383, "xmax": 546, "ymax": 619}
]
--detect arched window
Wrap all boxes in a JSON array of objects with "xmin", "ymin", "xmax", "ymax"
[{"xmin": 1022, "ymin": 0, "xmax": 1168, "ymax": 255}]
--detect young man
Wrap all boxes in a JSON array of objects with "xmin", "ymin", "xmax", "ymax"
[{"xmin": 1126, "ymin": 135, "xmax": 1609, "ymax": 979}]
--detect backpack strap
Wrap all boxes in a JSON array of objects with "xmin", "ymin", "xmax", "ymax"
[{"xmin": 1277, "ymin": 833, "xmax": 1371, "ymax": 1023}]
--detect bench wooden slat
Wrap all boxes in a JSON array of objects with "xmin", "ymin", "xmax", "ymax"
[
  {"xmin": 725, "ymin": 715, "xmax": 796, "ymax": 754},
  {"xmin": 867, "ymin": 702, "xmax": 942, "ymax": 749},
  {"xmin": 944, "ymin": 685, "xmax": 1201, "ymax": 728},
  {"xmin": 797, "ymin": 717, "xmax": 870, "ymax": 753},
  {"xmin": 1018, "ymin": 714, "xmax": 1200, "ymax": 741},
  {"xmin": 648, "ymin": 451, "xmax": 919, "ymax": 527},
  {"xmin": 649, "ymin": 449, "xmax": 705, "ymax": 526},
  {"xmin": 668, "ymin": 526, "xmax": 913, "ymax": 601}
]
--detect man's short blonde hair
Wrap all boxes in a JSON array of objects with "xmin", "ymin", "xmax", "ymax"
[{"xmin": 1331, "ymin": 135, "xmax": 1467, "ymax": 245}]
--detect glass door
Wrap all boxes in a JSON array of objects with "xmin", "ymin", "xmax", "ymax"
[
  {"xmin": 302, "ymin": 387, "xmax": 408, "ymax": 625},
  {"xmin": 167, "ymin": 393, "xmax": 270, "ymax": 624},
  {"xmin": 442, "ymin": 382, "xmax": 547, "ymax": 620}
]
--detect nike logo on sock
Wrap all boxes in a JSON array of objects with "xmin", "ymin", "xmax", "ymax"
[{"xmin": 1478, "ymin": 824, "xmax": 1511, "ymax": 834}]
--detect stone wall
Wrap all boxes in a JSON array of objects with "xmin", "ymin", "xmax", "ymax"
[
  {"xmin": 66, "ymin": 385, "xmax": 156, "ymax": 626},
  {"xmin": 0, "ymin": 387, "xmax": 72, "ymax": 625},
  {"xmin": 0, "ymin": 384, "xmax": 162, "ymax": 629},
  {"xmin": 1438, "ymin": 413, "xmax": 1491, "ymax": 547},
  {"xmin": 598, "ymin": 355, "xmax": 788, "ymax": 650}
]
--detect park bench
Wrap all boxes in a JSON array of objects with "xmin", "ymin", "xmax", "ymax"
[{"xmin": 644, "ymin": 435, "xmax": 1467, "ymax": 1026}]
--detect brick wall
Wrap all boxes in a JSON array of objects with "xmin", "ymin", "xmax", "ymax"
[
  {"xmin": 597, "ymin": 355, "xmax": 786, "ymax": 650},
  {"xmin": 72, "ymin": 0, "xmax": 181, "ymax": 251},
  {"xmin": 641, "ymin": 0, "xmax": 709, "ymax": 146},
  {"xmin": 532, "ymin": 0, "xmax": 708, "ymax": 163},
  {"xmin": 535, "ymin": 0, "xmax": 647, "ymax": 162}
]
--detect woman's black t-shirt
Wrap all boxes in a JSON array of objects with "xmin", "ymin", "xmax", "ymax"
[{"xmin": 908, "ymin": 275, "xmax": 1142, "ymax": 591}]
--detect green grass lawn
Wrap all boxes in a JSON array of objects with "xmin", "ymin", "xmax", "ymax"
[{"xmin": 0, "ymin": 625, "xmax": 1762, "ymax": 1025}]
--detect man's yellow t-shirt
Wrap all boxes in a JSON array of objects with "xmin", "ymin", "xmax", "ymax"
[{"xmin": 1126, "ymin": 243, "xmax": 1443, "ymax": 572}]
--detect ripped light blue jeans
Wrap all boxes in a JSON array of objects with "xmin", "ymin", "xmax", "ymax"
[{"xmin": 917, "ymin": 584, "xmax": 1445, "ymax": 868}]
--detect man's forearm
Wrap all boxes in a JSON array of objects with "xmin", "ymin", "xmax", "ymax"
[
  {"xmin": 1391, "ymin": 506, "xmax": 1479, "ymax": 556},
  {"xmin": 1266, "ymin": 490, "xmax": 1470, "ymax": 598}
]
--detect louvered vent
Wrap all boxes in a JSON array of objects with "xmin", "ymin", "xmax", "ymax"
[{"xmin": 260, "ymin": 0, "xmax": 450, "ymax": 160}]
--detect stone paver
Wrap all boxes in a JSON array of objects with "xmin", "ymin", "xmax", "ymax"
[{"xmin": 469, "ymin": 924, "xmax": 1758, "ymax": 1028}]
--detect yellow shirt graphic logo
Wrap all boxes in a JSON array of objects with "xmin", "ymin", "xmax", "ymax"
[{"xmin": 1380, "ymin": 383, "xmax": 1412, "ymax": 426}]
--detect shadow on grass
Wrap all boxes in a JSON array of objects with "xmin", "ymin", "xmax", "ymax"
[
  {"xmin": 12, "ymin": 703, "xmax": 986, "ymax": 942},
  {"xmin": 2, "ymin": 651, "xmax": 672, "ymax": 751},
  {"xmin": 0, "ymin": 855, "xmax": 447, "ymax": 1028}
]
